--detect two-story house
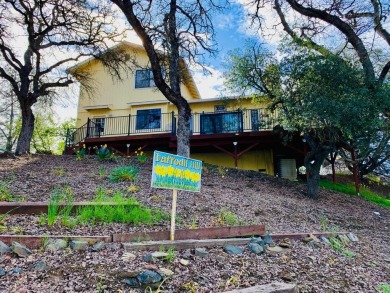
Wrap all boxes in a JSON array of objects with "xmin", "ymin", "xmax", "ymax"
[{"xmin": 66, "ymin": 42, "xmax": 304, "ymax": 179}]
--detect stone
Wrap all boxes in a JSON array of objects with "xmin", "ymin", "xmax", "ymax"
[
  {"xmin": 222, "ymin": 282, "xmax": 297, "ymax": 293},
  {"xmin": 117, "ymin": 271, "xmax": 139, "ymax": 278},
  {"xmin": 320, "ymin": 236, "xmax": 330, "ymax": 245},
  {"xmin": 250, "ymin": 237, "xmax": 265, "ymax": 246},
  {"xmin": 0, "ymin": 241, "xmax": 11, "ymax": 255},
  {"xmin": 143, "ymin": 253, "xmax": 155, "ymax": 263},
  {"xmin": 0, "ymin": 268, "xmax": 5, "ymax": 277},
  {"xmin": 92, "ymin": 241, "xmax": 105, "ymax": 252},
  {"xmin": 12, "ymin": 242, "xmax": 32, "ymax": 258},
  {"xmin": 248, "ymin": 243, "xmax": 264, "ymax": 255},
  {"xmin": 30, "ymin": 260, "xmax": 47, "ymax": 272},
  {"xmin": 306, "ymin": 240, "xmax": 320, "ymax": 250},
  {"xmin": 136, "ymin": 270, "xmax": 162, "ymax": 285},
  {"xmin": 69, "ymin": 240, "xmax": 88, "ymax": 251},
  {"xmin": 303, "ymin": 234, "xmax": 319, "ymax": 243},
  {"xmin": 223, "ymin": 244, "xmax": 243, "ymax": 255},
  {"xmin": 143, "ymin": 264, "xmax": 159, "ymax": 271},
  {"xmin": 266, "ymin": 246, "xmax": 285, "ymax": 253},
  {"xmin": 122, "ymin": 252, "xmax": 136, "ymax": 262},
  {"xmin": 263, "ymin": 234, "xmax": 273, "ymax": 245},
  {"xmin": 279, "ymin": 238, "xmax": 291, "ymax": 248},
  {"xmin": 122, "ymin": 277, "xmax": 139, "ymax": 287},
  {"xmin": 45, "ymin": 239, "xmax": 68, "ymax": 252},
  {"xmin": 347, "ymin": 233, "xmax": 359, "ymax": 242},
  {"xmin": 12, "ymin": 267, "xmax": 22, "ymax": 274},
  {"xmin": 151, "ymin": 251, "xmax": 168, "ymax": 258},
  {"xmin": 179, "ymin": 259, "xmax": 190, "ymax": 266},
  {"xmin": 194, "ymin": 248, "xmax": 209, "ymax": 258},
  {"xmin": 158, "ymin": 268, "xmax": 174, "ymax": 277}
]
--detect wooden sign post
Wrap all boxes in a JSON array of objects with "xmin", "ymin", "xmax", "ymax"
[{"xmin": 151, "ymin": 151, "xmax": 202, "ymax": 241}]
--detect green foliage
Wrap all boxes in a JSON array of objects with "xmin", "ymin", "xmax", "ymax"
[
  {"xmin": 0, "ymin": 181, "xmax": 12, "ymax": 201},
  {"xmin": 47, "ymin": 187, "xmax": 74, "ymax": 226},
  {"xmin": 329, "ymin": 236, "xmax": 355, "ymax": 258},
  {"xmin": 110, "ymin": 165, "xmax": 139, "ymax": 182},
  {"xmin": 320, "ymin": 180, "xmax": 390, "ymax": 207},
  {"xmin": 159, "ymin": 245, "xmax": 175, "ymax": 263},
  {"xmin": 95, "ymin": 145, "xmax": 116, "ymax": 161},
  {"xmin": 377, "ymin": 284, "xmax": 390, "ymax": 293},
  {"xmin": 74, "ymin": 145, "xmax": 87, "ymax": 160},
  {"xmin": 215, "ymin": 209, "xmax": 246, "ymax": 226},
  {"xmin": 135, "ymin": 148, "xmax": 147, "ymax": 163}
]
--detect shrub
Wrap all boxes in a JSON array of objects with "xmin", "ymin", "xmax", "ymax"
[
  {"xmin": 95, "ymin": 145, "xmax": 115, "ymax": 162},
  {"xmin": 110, "ymin": 166, "xmax": 139, "ymax": 182}
]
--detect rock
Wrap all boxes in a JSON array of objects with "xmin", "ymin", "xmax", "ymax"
[
  {"xmin": 151, "ymin": 251, "xmax": 168, "ymax": 258},
  {"xmin": 279, "ymin": 238, "xmax": 291, "ymax": 248},
  {"xmin": 250, "ymin": 237, "xmax": 265, "ymax": 246},
  {"xmin": 123, "ymin": 277, "xmax": 139, "ymax": 287},
  {"xmin": 137, "ymin": 270, "xmax": 162, "ymax": 285},
  {"xmin": 248, "ymin": 243, "xmax": 264, "ymax": 255},
  {"xmin": 122, "ymin": 252, "xmax": 136, "ymax": 262},
  {"xmin": 158, "ymin": 268, "xmax": 174, "ymax": 277},
  {"xmin": 303, "ymin": 234, "xmax": 319, "ymax": 243},
  {"xmin": 117, "ymin": 271, "xmax": 139, "ymax": 278},
  {"xmin": 0, "ymin": 268, "xmax": 5, "ymax": 277},
  {"xmin": 320, "ymin": 236, "xmax": 330, "ymax": 245},
  {"xmin": 194, "ymin": 248, "xmax": 209, "ymax": 258},
  {"xmin": 12, "ymin": 267, "xmax": 22, "ymax": 274},
  {"xmin": 0, "ymin": 241, "xmax": 11, "ymax": 255},
  {"xmin": 266, "ymin": 246, "xmax": 285, "ymax": 253},
  {"xmin": 179, "ymin": 259, "xmax": 190, "ymax": 266},
  {"xmin": 143, "ymin": 253, "xmax": 155, "ymax": 263},
  {"xmin": 223, "ymin": 244, "xmax": 243, "ymax": 255},
  {"xmin": 306, "ymin": 240, "xmax": 320, "ymax": 249},
  {"xmin": 30, "ymin": 260, "xmax": 47, "ymax": 271},
  {"xmin": 69, "ymin": 240, "xmax": 88, "ymax": 251},
  {"xmin": 143, "ymin": 264, "xmax": 159, "ymax": 271},
  {"xmin": 263, "ymin": 234, "xmax": 273, "ymax": 245},
  {"xmin": 45, "ymin": 239, "xmax": 68, "ymax": 252},
  {"xmin": 223, "ymin": 282, "xmax": 297, "ymax": 293},
  {"xmin": 280, "ymin": 271, "xmax": 296, "ymax": 282},
  {"xmin": 92, "ymin": 241, "xmax": 105, "ymax": 252},
  {"xmin": 12, "ymin": 242, "xmax": 32, "ymax": 258},
  {"xmin": 347, "ymin": 233, "xmax": 359, "ymax": 242}
]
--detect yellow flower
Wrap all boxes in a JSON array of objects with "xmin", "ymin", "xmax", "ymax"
[{"xmin": 83, "ymin": 144, "xmax": 86, "ymax": 148}]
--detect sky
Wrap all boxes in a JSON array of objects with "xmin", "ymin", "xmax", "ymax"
[{"xmin": 54, "ymin": 1, "xmax": 265, "ymax": 121}]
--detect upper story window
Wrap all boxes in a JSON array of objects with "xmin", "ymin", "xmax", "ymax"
[
  {"xmin": 135, "ymin": 69, "xmax": 155, "ymax": 88},
  {"xmin": 215, "ymin": 105, "xmax": 227, "ymax": 112}
]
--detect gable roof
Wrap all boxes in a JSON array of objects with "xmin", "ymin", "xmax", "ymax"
[{"xmin": 68, "ymin": 41, "xmax": 201, "ymax": 99}]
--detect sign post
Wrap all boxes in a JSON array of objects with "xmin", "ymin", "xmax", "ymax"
[{"xmin": 151, "ymin": 151, "xmax": 202, "ymax": 241}]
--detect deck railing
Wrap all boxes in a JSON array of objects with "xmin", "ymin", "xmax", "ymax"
[{"xmin": 66, "ymin": 108, "xmax": 276, "ymax": 147}]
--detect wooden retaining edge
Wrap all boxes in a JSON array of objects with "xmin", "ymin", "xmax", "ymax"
[
  {"xmin": 122, "ymin": 231, "xmax": 350, "ymax": 251},
  {"xmin": 0, "ymin": 230, "xmax": 349, "ymax": 250},
  {"xmin": 112, "ymin": 225, "xmax": 266, "ymax": 242},
  {"xmin": 0, "ymin": 235, "xmax": 112, "ymax": 249},
  {"xmin": 223, "ymin": 282, "xmax": 297, "ymax": 293},
  {"xmin": 0, "ymin": 202, "xmax": 140, "ymax": 215}
]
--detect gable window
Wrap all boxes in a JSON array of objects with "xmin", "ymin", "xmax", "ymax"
[
  {"xmin": 136, "ymin": 109, "xmax": 161, "ymax": 130},
  {"xmin": 135, "ymin": 69, "xmax": 155, "ymax": 88},
  {"xmin": 215, "ymin": 105, "xmax": 227, "ymax": 112}
]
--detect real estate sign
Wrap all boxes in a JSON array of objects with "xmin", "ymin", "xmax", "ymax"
[{"xmin": 151, "ymin": 151, "xmax": 202, "ymax": 192}]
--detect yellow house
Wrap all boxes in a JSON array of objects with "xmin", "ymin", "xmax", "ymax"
[{"xmin": 67, "ymin": 42, "xmax": 304, "ymax": 178}]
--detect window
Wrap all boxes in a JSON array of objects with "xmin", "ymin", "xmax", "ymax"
[
  {"xmin": 136, "ymin": 109, "xmax": 161, "ymax": 130},
  {"xmin": 93, "ymin": 117, "xmax": 105, "ymax": 135},
  {"xmin": 135, "ymin": 69, "xmax": 155, "ymax": 88},
  {"xmin": 215, "ymin": 105, "xmax": 227, "ymax": 112},
  {"xmin": 200, "ymin": 111, "xmax": 242, "ymax": 134}
]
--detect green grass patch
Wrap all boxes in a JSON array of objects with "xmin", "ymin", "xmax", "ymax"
[
  {"xmin": 320, "ymin": 180, "xmax": 390, "ymax": 207},
  {"xmin": 377, "ymin": 284, "xmax": 390, "ymax": 293},
  {"xmin": 42, "ymin": 187, "xmax": 169, "ymax": 227},
  {"xmin": 110, "ymin": 165, "xmax": 139, "ymax": 182}
]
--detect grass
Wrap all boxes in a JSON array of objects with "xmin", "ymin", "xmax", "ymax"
[
  {"xmin": 377, "ymin": 284, "xmax": 390, "ymax": 293},
  {"xmin": 214, "ymin": 209, "xmax": 246, "ymax": 226},
  {"xmin": 0, "ymin": 181, "xmax": 13, "ymax": 201},
  {"xmin": 42, "ymin": 187, "xmax": 169, "ymax": 227},
  {"xmin": 320, "ymin": 180, "xmax": 390, "ymax": 207},
  {"xmin": 329, "ymin": 236, "xmax": 355, "ymax": 258},
  {"xmin": 109, "ymin": 165, "xmax": 139, "ymax": 182}
]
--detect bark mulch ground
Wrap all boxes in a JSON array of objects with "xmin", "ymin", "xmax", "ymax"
[{"xmin": 0, "ymin": 154, "xmax": 389, "ymax": 292}]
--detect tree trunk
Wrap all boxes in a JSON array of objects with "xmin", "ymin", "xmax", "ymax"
[
  {"xmin": 176, "ymin": 102, "xmax": 191, "ymax": 157},
  {"xmin": 15, "ymin": 103, "xmax": 35, "ymax": 155},
  {"xmin": 307, "ymin": 170, "xmax": 321, "ymax": 199}
]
